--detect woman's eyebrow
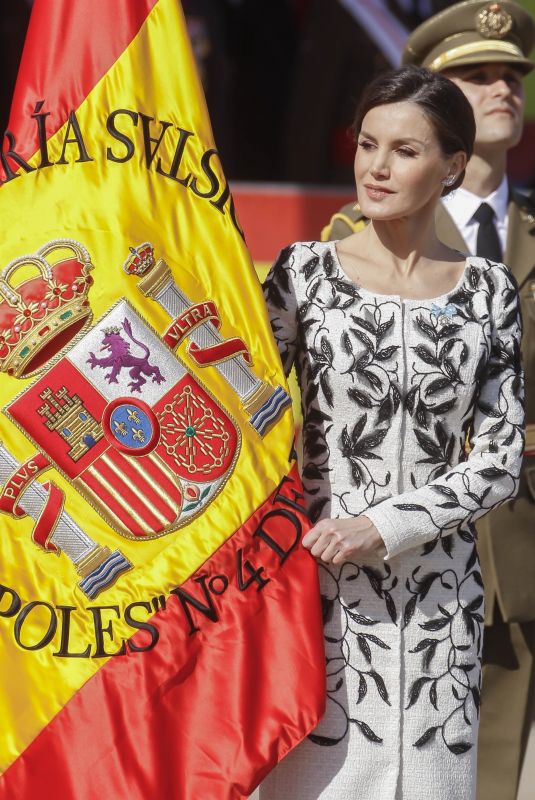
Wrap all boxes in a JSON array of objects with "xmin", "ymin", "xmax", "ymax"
[{"xmin": 359, "ymin": 130, "xmax": 426, "ymax": 147}]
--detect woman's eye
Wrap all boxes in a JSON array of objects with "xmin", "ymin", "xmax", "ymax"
[
  {"xmin": 358, "ymin": 140, "xmax": 374, "ymax": 150},
  {"xmin": 397, "ymin": 148, "xmax": 415, "ymax": 158}
]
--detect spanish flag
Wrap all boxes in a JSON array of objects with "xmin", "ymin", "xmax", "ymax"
[{"xmin": 0, "ymin": 2, "xmax": 324, "ymax": 797}]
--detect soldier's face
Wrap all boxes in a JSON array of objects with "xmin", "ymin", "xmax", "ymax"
[
  {"xmin": 354, "ymin": 101, "xmax": 465, "ymax": 220},
  {"xmin": 442, "ymin": 63, "xmax": 525, "ymax": 150}
]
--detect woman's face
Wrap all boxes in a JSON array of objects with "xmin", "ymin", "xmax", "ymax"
[{"xmin": 354, "ymin": 100, "xmax": 465, "ymax": 221}]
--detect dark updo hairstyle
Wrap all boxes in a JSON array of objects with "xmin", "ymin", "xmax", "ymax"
[{"xmin": 352, "ymin": 66, "xmax": 476, "ymax": 196}]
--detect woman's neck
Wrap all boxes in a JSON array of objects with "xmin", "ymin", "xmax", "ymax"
[{"xmin": 362, "ymin": 208, "xmax": 449, "ymax": 277}]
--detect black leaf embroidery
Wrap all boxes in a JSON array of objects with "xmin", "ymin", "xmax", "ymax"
[
  {"xmin": 500, "ymin": 305, "xmax": 518, "ymax": 330},
  {"xmin": 302, "ymin": 256, "xmax": 320, "ymax": 281},
  {"xmin": 418, "ymin": 572, "xmax": 441, "ymax": 600},
  {"xmin": 265, "ymin": 279, "xmax": 287, "ymax": 311},
  {"xmin": 404, "ymin": 594, "xmax": 418, "ymax": 628},
  {"xmin": 308, "ymin": 733, "xmax": 344, "ymax": 747},
  {"xmin": 369, "ymin": 670, "xmax": 391, "ymax": 705},
  {"xmin": 377, "ymin": 395, "xmax": 393, "ymax": 425},
  {"xmin": 308, "ymin": 277, "xmax": 321, "ymax": 300},
  {"xmin": 431, "ymin": 485, "xmax": 459, "ymax": 502},
  {"xmin": 351, "ymin": 414, "xmax": 368, "ymax": 444},
  {"xmin": 350, "ymin": 326, "xmax": 375, "ymax": 352},
  {"xmin": 363, "ymin": 369, "xmax": 383, "ymax": 392},
  {"xmin": 377, "ymin": 315, "xmax": 394, "ymax": 338},
  {"xmin": 425, "ymin": 377, "xmax": 450, "ymax": 396},
  {"xmin": 308, "ymin": 497, "xmax": 329, "ymax": 523},
  {"xmin": 355, "ymin": 429, "xmax": 388, "ymax": 455},
  {"xmin": 341, "ymin": 331, "xmax": 353, "ymax": 355},
  {"xmin": 302, "ymin": 462, "xmax": 325, "ymax": 481},
  {"xmin": 351, "ymin": 314, "xmax": 376, "ymax": 334},
  {"xmin": 330, "ymin": 278, "xmax": 361, "ymax": 297},
  {"xmin": 420, "ymin": 616, "xmax": 450, "ymax": 631},
  {"xmin": 413, "ymin": 345, "xmax": 440, "ymax": 366},
  {"xmin": 429, "ymin": 680, "xmax": 438, "ymax": 710},
  {"xmin": 478, "ymin": 401, "xmax": 502, "ymax": 418},
  {"xmin": 429, "ymin": 399, "xmax": 456, "ymax": 415},
  {"xmin": 476, "ymin": 467, "xmax": 508, "ymax": 478},
  {"xmin": 320, "ymin": 336, "xmax": 334, "ymax": 366},
  {"xmin": 414, "ymin": 726, "xmax": 439, "ymax": 748},
  {"xmin": 375, "ymin": 345, "xmax": 399, "ymax": 360},
  {"xmin": 415, "ymin": 400, "xmax": 428, "ymax": 429},
  {"xmin": 347, "ymin": 611, "xmax": 379, "ymax": 626},
  {"xmin": 406, "ymin": 676, "xmax": 432, "ymax": 708},
  {"xmin": 362, "ymin": 566, "xmax": 382, "ymax": 596},
  {"xmin": 384, "ymin": 591, "xmax": 397, "ymax": 624},
  {"xmin": 414, "ymin": 430, "xmax": 444, "ymax": 461},
  {"xmin": 416, "ymin": 316, "xmax": 439, "ymax": 343},
  {"xmin": 323, "ymin": 249, "xmax": 335, "ymax": 277},
  {"xmin": 357, "ymin": 634, "xmax": 372, "ymax": 663},
  {"xmin": 364, "ymin": 633, "xmax": 391, "ymax": 650},
  {"xmin": 405, "ymin": 386, "xmax": 418, "ymax": 414},
  {"xmin": 447, "ymin": 741, "xmax": 472, "ymax": 755},
  {"xmin": 410, "ymin": 638, "xmax": 438, "ymax": 654},
  {"xmin": 348, "ymin": 387, "xmax": 374, "ymax": 408},
  {"xmin": 468, "ymin": 265, "xmax": 480, "ymax": 289},
  {"xmin": 320, "ymin": 371, "xmax": 334, "ymax": 408},
  {"xmin": 438, "ymin": 323, "xmax": 462, "ymax": 338},
  {"xmin": 353, "ymin": 720, "xmax": 383, "ymax": 743},
  {"xmin": 305, "ymin": 382, "xmax": 320, "ymax": 407}
]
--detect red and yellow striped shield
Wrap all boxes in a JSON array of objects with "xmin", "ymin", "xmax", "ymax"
[{"xmin": 0, "ymin": 2, "xmax": 325, "ymax": 797}]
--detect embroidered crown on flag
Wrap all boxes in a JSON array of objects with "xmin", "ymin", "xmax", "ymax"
[
  {"xmin": 122, "ymin": 242, "xmax": 155, "ymax": 276},
  {"xmin": 0, "ymin": 240, "xmax": 94, "ymax": 378}
]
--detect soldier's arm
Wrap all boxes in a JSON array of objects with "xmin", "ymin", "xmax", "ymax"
[{"xmin": 320, "ymin": 202, "xmax": 368, "ymax": 241}]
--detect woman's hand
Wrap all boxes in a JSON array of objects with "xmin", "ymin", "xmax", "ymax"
[{"xmin": 302, "ymin": 516, "xmax": 386, "ymax": 564}]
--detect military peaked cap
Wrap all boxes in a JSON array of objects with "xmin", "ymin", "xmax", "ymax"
[{"xmin": 403, "ymin": 1, "xmax": 535, "ymax": 74}]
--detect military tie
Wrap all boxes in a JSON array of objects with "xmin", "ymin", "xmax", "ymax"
[{"xmin": 473, "ymin": 202, "xmax": 503, "ymax": 262}]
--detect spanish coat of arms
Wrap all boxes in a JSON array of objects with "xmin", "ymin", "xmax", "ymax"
[{"xmin": 0, "ymin": 240, "xmax": 290, "ymax": 598}]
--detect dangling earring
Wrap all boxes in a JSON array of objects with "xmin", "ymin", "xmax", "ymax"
[{"xmin": 441, "ymin": 175, "xmax": 456, "ymax": 187}]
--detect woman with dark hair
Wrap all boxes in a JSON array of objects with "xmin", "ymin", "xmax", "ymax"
[{"xmin": 260, "ymin": 67, "xmax": 524, "ymax": 800}]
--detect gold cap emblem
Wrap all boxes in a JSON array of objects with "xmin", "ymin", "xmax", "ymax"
[{"xmin": 476, "ymin": 3, "xmax": 513, "ymax": 39}]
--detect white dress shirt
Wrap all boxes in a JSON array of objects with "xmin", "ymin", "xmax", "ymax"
[{"xmin": 441, "ymin": 174, "xmax": 509, "ymax": 256}]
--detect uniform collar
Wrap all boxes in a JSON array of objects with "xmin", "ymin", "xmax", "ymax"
[{"xmin": 442, "ymin": 174, "xmax": 509, "ymax": 228}]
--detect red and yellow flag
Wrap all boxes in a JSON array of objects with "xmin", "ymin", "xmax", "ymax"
[{"xmin": 0, "ymin": 2, "xmax": 324, "ymax": 797}]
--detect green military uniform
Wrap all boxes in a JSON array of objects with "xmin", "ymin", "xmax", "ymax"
[{"xmin": 322, "ymin": 4, "xmax": 535, "ymax": 798}]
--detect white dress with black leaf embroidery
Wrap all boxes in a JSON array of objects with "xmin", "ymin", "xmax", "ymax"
[{"xmin": 259, "ymin": 241, "xmax": 524, "ymax": 800}]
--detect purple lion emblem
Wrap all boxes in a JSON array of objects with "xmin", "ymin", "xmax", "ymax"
[{"xmin": 87, "ymin": 318, "xmax": 166, "ymax": 393}]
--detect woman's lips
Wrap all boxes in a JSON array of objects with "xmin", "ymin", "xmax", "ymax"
[{"xmin": 364, "ymin": 185, "xmax": 394, "ymax": 200}]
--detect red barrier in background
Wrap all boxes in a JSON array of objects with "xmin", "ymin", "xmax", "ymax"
[
  {"xmin": 232, "ymin": 151, "xmax": 535, "ymax": 266},
  {"xmin": 231, "ymin": 183, "xmax": 355, "ymax": 263}
]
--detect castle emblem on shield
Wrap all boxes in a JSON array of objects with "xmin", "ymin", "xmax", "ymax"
[{"xmin": 0, "ymin": 239, "xmax": 290, "ymax": 595}]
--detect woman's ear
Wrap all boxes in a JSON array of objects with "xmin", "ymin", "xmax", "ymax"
[{"xmin": 450, "ymin": 150, "xmax": 467, "ymax": 179}]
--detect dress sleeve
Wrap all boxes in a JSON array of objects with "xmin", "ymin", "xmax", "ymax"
[
  {"xmin": 365, "ymin": 265, "xmax": 525, "ymax": 560},
  {"xmin": 263, "ymin": 243, "xmax": 301, "ymax": 377}
]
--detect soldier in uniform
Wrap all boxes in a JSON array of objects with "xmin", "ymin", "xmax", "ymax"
[{"xmin": 322, "ymin": 3, "xmax": 535, "ymax": 799}]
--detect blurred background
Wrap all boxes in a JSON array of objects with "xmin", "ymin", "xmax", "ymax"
[
  {"xmin": 1, "ymin": 2, "xmax": 534, "ymax": 797},
  {"xmin": 3, "ymin": 0, "xmax": 535, "ymax": 268}
]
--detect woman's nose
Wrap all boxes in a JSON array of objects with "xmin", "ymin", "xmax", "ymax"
[{"xmin": 370, "ymin": 158, "xmax": 390, "ymax": 179}]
